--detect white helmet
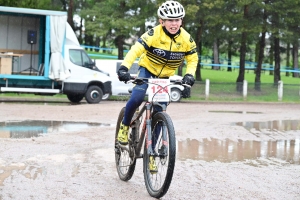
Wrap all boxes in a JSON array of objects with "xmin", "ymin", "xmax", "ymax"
[{"xmin": 157, "ymin": 1, "xmax": 185, "ymax": 19}]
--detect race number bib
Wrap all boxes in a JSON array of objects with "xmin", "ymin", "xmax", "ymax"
[{"xmin": 147, "ymin": 79, "xmax": 170, "ymax": 102}]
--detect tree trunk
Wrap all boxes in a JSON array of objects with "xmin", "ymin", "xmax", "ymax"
[
  {"xmin": 84, "ymin": 34, "xmax": 92, "ymax": 50},
  {"xmin": 269, "ymin": 42, "xmax": 274, "ymax": 75},
  {"xmin": 67, "ymin": 0, "xmax": 75, "ymax": 31},
  {"xmin": 213, "ymin": 39, "xmax": 220, "ymax": 70},
  {"xmin": 194, "ymin": 19, "xmax": 204, "ymax": 81},
  {"xmin": 273, "ymin": 37, "xmax": 281, "ymax": 85},
  {"xmin": 78, "ymin": 18, "xmax": 83, "ymax": 44},
  {"xmin": 255, "ymin": 42, "xmax": 259, "ymax": 63},
  {"xmin": 236, "ymin": 5, "xmax": 249, "ymax": 92},
  {"xmin": 103, "ymin": 31, "xmax": 110, "ymax": 54},
  {"xmin": 117, "ymin": 35, "xmax": 124, "ymax": 60},
  {"xmin": 95, "ymin": 37, "xmax": 100, "ymax": 52},
  {"xmin": 255, "ymin": 31, "xmax": 266, "ymax": 91},
  {"xmin": 236, "ymin": 31, "xmax": 247, "ymax": 92},
  {"xmin": 292, "ymin": 43, "xmax": 299, "ymax": 77},
  {"xmin": 286, "ymin": 43, "xmax": 290, "ymax": 77},
  {"xmin": 255, "ymin": 3, "xmax": 267, "ymax": 91},
  {"xmin": 227, "ymin": 39, "xmax": 232, "ymax": 72}
]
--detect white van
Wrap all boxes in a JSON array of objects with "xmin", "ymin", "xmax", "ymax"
[
  {"xmin": 96, "ymin": 60, "xmax": 184, "ymax": 102},
  {"xmin": 0, "ymin": 6, "xmax": 111, "ymax": 104}
]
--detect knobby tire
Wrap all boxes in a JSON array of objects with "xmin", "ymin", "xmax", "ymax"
[
  {"xmin": 115, "ymin": 107, "xmax": 136, "ymax": 181},
  {"xmin": 143, "ymin": 112, "xmax": 176, "ymax": 198}
]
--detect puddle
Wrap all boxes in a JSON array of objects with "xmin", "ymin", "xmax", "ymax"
[
  {"xmin": 0, "ymin": 120, "xmax": 112, "ymax": 138},
  {"xmin": 209, "ymin": 110, "xmax": 262, "ymax": 114},
  {"xmin": 0, "ymin": 164, "xmax": 44, "ymax": 186},
  {"xmin": 233, "ymin": 120, "xmax": 300, "ymax": 132},
  {"xmin": 177, "ymin": 138, "xmax": 300, "ymax": 165},
  {"xmin": 178, "ymin": 120, "xmax": 300, "ymax": 164}
]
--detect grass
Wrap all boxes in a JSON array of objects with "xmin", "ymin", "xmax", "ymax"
[
  {"xmin": 186, "ymin": 68, "xmax": 300, "ymax": 103},
  {"xmin": 200, "ymin": 67, "xmax": 300, "ymax": 84}
]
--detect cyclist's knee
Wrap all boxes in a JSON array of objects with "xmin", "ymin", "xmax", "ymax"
[{"xmin": 131, "ymin": 87, "xmax": 147, "ymax": 104}]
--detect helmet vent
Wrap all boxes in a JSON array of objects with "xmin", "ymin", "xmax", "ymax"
[{"xmin": 157, "ymin": 0, "xmax": 185, "ymax": 19}]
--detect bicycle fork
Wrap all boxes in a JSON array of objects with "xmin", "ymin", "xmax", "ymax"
[{"xmin": 145, "ymin": 103, "xmax": 168, "ymax": 157}]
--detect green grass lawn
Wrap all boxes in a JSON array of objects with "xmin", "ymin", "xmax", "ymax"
[
  {"xmin": 200, "ymin": 67, "xmax": 300, "ymax": 84},
  {"xmin": 186, "ymin": 68, "xmax": 300, "ymax": 103}
]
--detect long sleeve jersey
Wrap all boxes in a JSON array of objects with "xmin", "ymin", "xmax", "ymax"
[{"xmin": 121, "ymin": 24, "xmax": 198, "ymax": 78}]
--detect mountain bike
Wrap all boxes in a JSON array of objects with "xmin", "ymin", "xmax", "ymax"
[{"xmin": 114, "ymin": 77, "xmax": 189, "ymax": 198}]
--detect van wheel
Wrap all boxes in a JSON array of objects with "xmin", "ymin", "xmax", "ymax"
[
  {"xmin": 85, "ymin": 85, "xmax": 103, "ymax": 104},
  {"xmin": 170, "ymin": 88, "xmax": 181, "ymax": 102},
  {"xmin": 102, "ymin": 93, "xmax": 111, "ymax": 100},
  {"xmin": 67, "ymin": 94, "xmax": 84, "ymax": 103}
]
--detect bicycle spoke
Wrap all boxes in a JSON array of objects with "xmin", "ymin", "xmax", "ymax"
[
  {"xmin": 115, "ymin": 107, "xmax": 136, "ymax": 181},
  {"xmin": 144, "ymin": 112, "xmax": 176, "ymax": 198},
  {"xmin": 149, "ymin": 122, "xmax": 169, "ymax": 190}
]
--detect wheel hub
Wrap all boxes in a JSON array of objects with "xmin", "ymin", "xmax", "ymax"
[{"xmin": 90, "ymin": 90, "xmax": 99, "ymax": 99}]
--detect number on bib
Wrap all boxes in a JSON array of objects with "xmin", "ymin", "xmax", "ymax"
[{"xmin": 147, "ymin": 79, "xmax": 170, "ymax": 102}]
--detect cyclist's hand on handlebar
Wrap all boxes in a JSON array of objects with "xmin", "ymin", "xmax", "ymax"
[
  {"xmin": 182, "ymin": 74, "xmax": 195, "ymax": 87},
  {"xmin": 117, "ymin": 65, "xmax": 131, "ymax": 83}
]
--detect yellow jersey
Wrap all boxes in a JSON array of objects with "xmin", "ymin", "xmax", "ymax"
[{"xmin": 121, "ymin": 25, "xmax": 198, "ymax": 78}]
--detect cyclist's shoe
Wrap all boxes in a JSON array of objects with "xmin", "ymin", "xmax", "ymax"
[
  {"xmin": 149, "ymin": 156, "xmax": 158, "ymax": 174},
  {"xmin": 117, "ymin": 122, "xmax": 129, "ymax": 145}
]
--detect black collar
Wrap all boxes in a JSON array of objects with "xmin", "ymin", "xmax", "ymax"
[{"xmin": 162, "ymin": 26, "xmax": 180, "ymax": 42}]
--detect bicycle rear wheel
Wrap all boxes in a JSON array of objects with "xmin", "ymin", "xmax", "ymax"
[
  {"xmin": 115, "ymin": 107, "xmax": 136, "ymax": 181},
  {"xmin": 143, "ymin": 112, "xmax": 176, "ymax": 198}
]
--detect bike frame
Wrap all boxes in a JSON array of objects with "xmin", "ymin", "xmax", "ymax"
[{"xmin": 130, "ymin": 101, "xmax": 167, "ymax": 159}]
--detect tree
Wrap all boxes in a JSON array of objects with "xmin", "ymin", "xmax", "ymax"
[
  {"xmin": 255, "ymin": 0, "xmax": 269, "ymax": 91},
  {"xmin": 283, "ymin": 0, "xmax": 300, "ymax": 78},
  {"xmin": 0, "ymin": 0, "xmax": 59, "ymax": 9},
  {"xmin": 81, "ymin": 0, "xmax": 149, "ymax": 59},
  {"xmin": 236, "ymin": 4, "xmax": 249, "ymax": 92},
  {"xmin": 180, "ymin": 0, "xmax": 201, "ymax": 80}
]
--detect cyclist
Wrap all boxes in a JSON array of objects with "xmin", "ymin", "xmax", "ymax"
[{"xmin": 117, "ymin": 0, "xmax": 198, "ymax": 173}]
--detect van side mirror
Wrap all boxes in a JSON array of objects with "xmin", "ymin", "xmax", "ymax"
[{"xmin": 84, "ymin": 61, "xmax": 95, "ymax": 68}]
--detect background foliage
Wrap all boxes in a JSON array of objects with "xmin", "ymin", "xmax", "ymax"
[{"xmin": 1, "ymin": 0, "xmax": 300, "ymax": 88}]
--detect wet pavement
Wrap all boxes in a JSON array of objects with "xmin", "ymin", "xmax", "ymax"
[
  {"xmin": 0, "ymin": 102, "xmax": 300, "ymax": 199},
  {"xmin": 178, "ymin": 138, "xmax": 300, "ymax": 164},
  {"xmin": 1, "ymin": 119, "xmax": 299, "ymax": 166},
  {"xmin": 0, "ymin": 120, "xmax": 112, "ymax": 138}
]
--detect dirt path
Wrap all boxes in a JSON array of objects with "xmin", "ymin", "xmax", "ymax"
[{"xmin": 0, "ymin": 101, "xmax": 299, "ymax": 199}]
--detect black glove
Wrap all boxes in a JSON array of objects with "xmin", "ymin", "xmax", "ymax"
[
  {"xmin": 182, "ymin": 74, "xmax": 195, "ymax": 86},
  {"xmin": 182, "ymin": 86, "xmax": 191, "ymax": 98},
  {"xmin": 117, "ymin": 65, "xmax": 131, "ymax": 83}
]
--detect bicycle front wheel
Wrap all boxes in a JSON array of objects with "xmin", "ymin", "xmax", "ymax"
[
  {"xmin": 143, "ymin": 112, "xmax": 176, "ymax": 198},
  {"xmin": 115, "ymin": 107, "xmax": 136, "ymax": 181}
]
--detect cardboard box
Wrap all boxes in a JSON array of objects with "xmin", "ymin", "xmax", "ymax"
[{"xmin": 0, "ymin": 57, "xmax": 12, "ymax": 74}]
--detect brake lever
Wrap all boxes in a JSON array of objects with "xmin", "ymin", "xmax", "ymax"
[{"xmin": 134, "ymin": 78, "xmax": 144, "ymax": 85}]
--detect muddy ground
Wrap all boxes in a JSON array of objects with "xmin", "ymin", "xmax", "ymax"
[{"xmin": 0, "ymin": 100, "xmax": 299, "ymax": 199}]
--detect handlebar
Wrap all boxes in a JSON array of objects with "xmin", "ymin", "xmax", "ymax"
[{"xmin": 128, "ymin": 77, "xmax": 191, "ymax": 88}]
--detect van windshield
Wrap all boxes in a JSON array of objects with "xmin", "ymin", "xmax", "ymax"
[{"xmin": 69, "ymin": 49, "xmax": 93, "ymax": 68}]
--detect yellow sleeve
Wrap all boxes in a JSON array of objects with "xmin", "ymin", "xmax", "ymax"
[
  {"xmin": 185, "ymin": 38, "xmax": 198, "ymax": 76},
  {"xmin": 121, "ymin": 28, "xmax": 156, "ymax": 69},
  {"xmin": 121, "ymin": 42, "xmax": 145, "ymax": 69},
  {"xmin": 185, "ymin": 52, "xmax": 198, "ymax": 76}
]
